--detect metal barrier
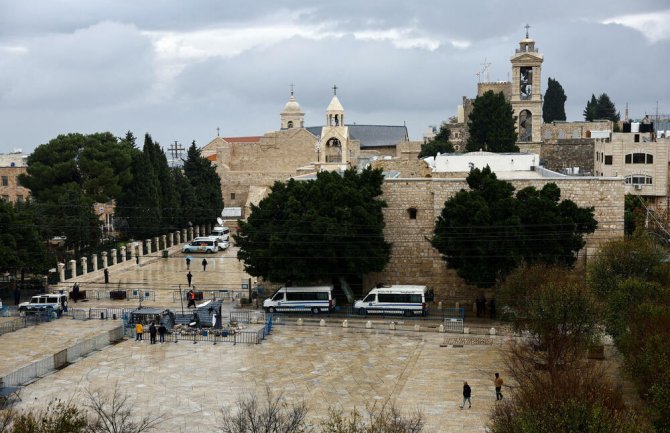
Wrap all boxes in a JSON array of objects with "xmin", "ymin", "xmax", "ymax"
[
  {"xmin": 124, "ymin": 327, "xmax": 265, "ymax": 345},
  {"xmin": 230, "ymin": 311, "xmax": 265, "ymax": 324},
  {"xmin": 443, "ymin": 318, "xmax": 464, "ymax": 333},
  {"xmin": 66, "ymin": 333, "xmax": 110, "ymax": 362},
  {"xmin": 0, "ymin": 317, "xmax": 27, "ymax": 337},
  {"xmin": 128, "ymin": 290, "xmax": 156, "ymax": 302},
  {"xmin": 89, "ymin": 308, "xmax": 129, "ymax": 320},
  {"xmin": 68, "ymin": 309, "xmax": 89, "ymax": 320},
  {"xmin": 172, "ymin": 289, "xmax": 236, "ymax": 302},
  {"xmin": 1, "ymin": 355, "xmax": 55, "ymax": 387}
]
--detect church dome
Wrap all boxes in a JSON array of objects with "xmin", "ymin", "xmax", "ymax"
[{"xmin": 283, "ymin": 95, "xmax": 301, "ymax": 113}]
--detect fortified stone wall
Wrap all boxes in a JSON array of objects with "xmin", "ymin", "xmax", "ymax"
[
  {"xmin": 370, "ymin": 158, "xmax": 431, "ymax": 178},
  {"xmin": 542, "ymin": 120, "xmax": 612, "ymax": 140},
  {"xmin": 218, "ymin": 170, "xmax": 296, "ymax": 209},
  {"xmin": 364, "ymin": 176, "xmax": 624, "ymax": 305},
  {"xmin": 541, "ymin": 140, "xmax": 595, "ymax": 174},
  {"xmin": 477, "ymin": 82, "xmax": 512, "ymax": 100}
]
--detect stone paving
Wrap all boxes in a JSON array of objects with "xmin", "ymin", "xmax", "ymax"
[
  {"xmin": 12, "ymin": 326, "xmax": 504, "ymax": 433},
  {"xmin": 0, "ymin": 319, "xmax": 121, "ymax": 377}
]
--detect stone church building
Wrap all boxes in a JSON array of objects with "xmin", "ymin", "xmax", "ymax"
[{"xmin": 201, "ymin": 32, "xmax": 626, "ymax": 304}]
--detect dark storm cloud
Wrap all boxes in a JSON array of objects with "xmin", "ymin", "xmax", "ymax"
[{"xmin": 0, "ymin": 0, "xmax": 668, "ymax": 152}]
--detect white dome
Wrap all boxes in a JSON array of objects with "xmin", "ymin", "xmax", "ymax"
[{"xmin": 283, "ymin": 95, "xmax": 301, "ymax": 112}]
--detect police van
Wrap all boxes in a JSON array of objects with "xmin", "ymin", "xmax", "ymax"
[
  {"xmin": 354, "ymin": 285, "xmax": 432, "ymax": 317},
  {"xmin": 263, "ymin": 286, "xmax": 335, "ymax": 314}
]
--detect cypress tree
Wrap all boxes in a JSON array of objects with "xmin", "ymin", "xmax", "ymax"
[
  {"xmin": 466, "ymin": 91, "xmax": 518, "ymax": 152},
  {"xmin": 543, "ymin": 78, "xmax": 567, "ymax": 123}
]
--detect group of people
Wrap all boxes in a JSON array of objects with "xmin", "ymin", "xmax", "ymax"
[
  {"xmin": 460, "ymin": 373, "xmax": 504, "ymax": 409},
  {"xmin": 475, "ymin": 294, "xmax": 496, "ymax": 319},
  {"xmin": 185, "ymin": 256, "xmax": 208, "ymax": 271},
  {"xmin": 134, "ymin": 321, "xmax": 168, "ymax": 344}
]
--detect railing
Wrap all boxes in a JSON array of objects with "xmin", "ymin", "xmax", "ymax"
[
  {"xmin": 442, "ymin": 308, "xmax": 465, "ymax": 320},
  {"xmin": 0, "ymin": 317, "xmax": 27, "ymax": 337},
  {"xmin": 443, "ymin": 318, "xmax": 464, "ymax": 333},
  {"xmin": 124, "ymin": 327, "xmax": 264, "ymax": 345},
  {"xmin": 0, "ymin": 325, "xmax": 123, "ymax": 388},
  {"xmin": 127, "ymin": 290, "xmax": 156, "ymax": 301},
  {"xmin": 88, "ymin": 308, "xmax": 130, "ymax": 320},
  {"xmin": 229, "ymin": 311, "xmax": 265, "ymax": 324}
]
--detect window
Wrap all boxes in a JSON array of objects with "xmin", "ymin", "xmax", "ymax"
[
  {"xmin": 230, "ymin": 192, "xmax": 236, "ymax": 200},
  {"xmin": 634, "ymin": 134, "xmax": 640, "ymax": 143},
  {"xmin": 1, "ymin": 176, "xmax": 8, "ymax": 186},
  {"xmin": 363, "ymin": 294, "xmax": 375, "ymax": 302},
  {"xmin": 287, "ymin": 121, "xmax": 294, "ymax": 128},
  {"xmin": 286, "ymin": 292, "xmax": 329, "ymax": 301},
  {"xmin": 407, "ymin": 208, "xmax": 417, "ymax": 220},
  {"xmin": 604, "ymin": 155, "xmax": 612, "ymax": 165},
  {"xmin": 647, "ymin": 154, "xmax": 654, "ymax": 163},
  {"xmin": 272, "ymin": 292, "xmax": 284, "ymax": 301},
  {"xmin": 627, "ymin": 153, "xmax": 653, "ymax": 164},
  {"xmin": 625, "ymin": 154, "xmax": 631, "ymax": 164},
  {"xmin": 625, "ymin": 175, "xmax": 653, "ymax": 185}
]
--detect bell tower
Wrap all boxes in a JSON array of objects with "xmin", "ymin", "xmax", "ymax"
[
  {"xmin": 319, "ymin": 85, "xmax": 350, "ymax": 168},
  {"xmin": 510, "ymin": 25, "xmax": 543, "ymax": 145},
  {"xmin": 280, "ymin": 84, "xmax": 304, "ymax": 129}
]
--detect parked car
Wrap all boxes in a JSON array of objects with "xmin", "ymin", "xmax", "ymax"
[
  {"xmin": 182, "ymin": 240, "xmax": 218, "ymax": 254},
  {"xmin": 18, "ymin": 293, "xmax": 68, "ymax": 316},
  {"xmin": 193, "ymin": 236, "xmax": 229, "ymax": 251}
]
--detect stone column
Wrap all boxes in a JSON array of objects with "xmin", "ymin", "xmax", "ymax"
[
  {"xmin": 187, "ymin": 227, "xmax": 193, "ymax": 241},
  {"xmin": 182, "ymin": 229, "xmax": 187, "ymax": 242},
  {"xmin": 80, "ymin": 257, "xmax": 88, "ymax": 274},
  {"xmin": 153, "ymin": 237, "xmax": 159, "ymax": 251},
  {"xmin": 58, "ymin": 262, "xmax": 65, "ymax": 282},
  {"xmin": 169, "ymin": 232, "xmax": 174, "ymax": 247},
  {"xmin": 101, "ymin": 251, "xmax": 108, "ymax": 269},
  {"xmin": 111, "ymin": 248, "xmax": 117, "ymax": 265},
  {"xmin": 146, "ymin": 239, "xmax": 152, "ymax": 254},
  {"xmin": 136, "ymin": 243, "xmax": 143, "ymax": 257},
  {"xmin": 207, "ymin": 223, "xmax": 212, "ymax": 234},
  {"xmin": 176, "ymin": 231, "xmax": 181, "ymax": 244},
  {"xmin": 120, "ymin": 246, "xmax": 126, "ymax": 263},
  {"xmin": 69, "ymin": 259, "xmax": 77, "ymax": 278},
  {"xmin": 92, "ymin": 254, "xmax": 98, "ymax": 272},
  {"xmin": 161, "ymin": 235, "xmax": 166, "ymax": 250}
]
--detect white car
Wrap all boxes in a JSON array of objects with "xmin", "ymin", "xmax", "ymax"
[
  {"xmin": 19, "ymin": 293, "xmax": 68, "ymax": 316},
  {"xmin": 182, "ymin": 240, "xmax": 218, "ymax": 254},
  {"xmin": 193, "ymin": 236, "xmax": 229, "ymax": 251}
]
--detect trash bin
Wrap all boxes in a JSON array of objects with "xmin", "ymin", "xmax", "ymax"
[{"xmin": 162, "ymin": 250, "xmax": 169, "ymax": 258}]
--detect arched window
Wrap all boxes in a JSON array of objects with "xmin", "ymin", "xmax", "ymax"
[
  {"xmin": 518, "ymin": 110, "xmax": 532, "ymax": 142},
  {"xmin": 407, "ymin": 208, "xmax": 418, "ymax": 220},
  {"xmin": 287, "ymin": 121, "xmax": 294, "ymax": 129}
]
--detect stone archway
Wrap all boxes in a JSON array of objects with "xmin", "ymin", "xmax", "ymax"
[{"xmin": 325, "ymin": 137, "xmax": 341, "ymax": 162}]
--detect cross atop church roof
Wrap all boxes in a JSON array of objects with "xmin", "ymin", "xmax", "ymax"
[
  {"xmin": 332, "ymin": 84, "xmax": 338, "ymax": 96},
  {"xmin": 525, "ymin": 24, "xmax": 531, "ymax": 39}
]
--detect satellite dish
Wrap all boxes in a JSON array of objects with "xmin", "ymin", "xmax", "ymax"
[{"xmin": 216, "ymin": 217, "xmax": 223, "ymax": 225}]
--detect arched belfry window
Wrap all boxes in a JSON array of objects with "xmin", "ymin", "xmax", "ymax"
[
  {"xmin": 407, "ymin": 207, "xmax": 417, "ymax": 220},
  {"xmin": 287, "ymin": 121, "xmax": 294, "ymax": 128},
  {"xmin": 518, "ymin": 110, "xmax": 532, "ymax": 142}
]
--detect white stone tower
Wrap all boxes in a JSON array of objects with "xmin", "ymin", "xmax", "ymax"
[
  {"xmin": 280, "ymin": 85, "xmax": 304, "ymax": 129},
  {"xmin": 319, "ymin": 85, "xmax": 350, "ymax": 166},
  {"xmin": 510, "ymin": 25, "xmax": 544, "ymax": 145}
]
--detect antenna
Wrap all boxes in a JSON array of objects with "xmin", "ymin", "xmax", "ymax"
[{"xmin": 480, "ymin": 58, "xmax": 491, "ymax": 82}]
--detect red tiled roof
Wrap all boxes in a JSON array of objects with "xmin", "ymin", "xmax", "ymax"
[
  {"xmin": 206, "ymin": 154, "xmax": 217, "ymax": 161},
  {"xmin": 222, "ymin": 136, "xmax": 262, "ymax": 143}
]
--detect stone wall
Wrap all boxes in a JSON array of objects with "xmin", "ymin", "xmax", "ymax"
[
  {"xmin": 363, "ymin": 176, "xmax": 624, "ymax": 305},
  {"xmin": 541, "ymin": 140, "xmax": 595, "ymax": 174},
  {"xmin": 477, "ymin": 82, "xmax": 512, "ymax": 100},
  {"xmin": 542, "ymin": 120, "xmax": 612, "ymax": 140},
  {"xmin": 370, "ymin": 157, "xmax": 431, "ymax": 178}
]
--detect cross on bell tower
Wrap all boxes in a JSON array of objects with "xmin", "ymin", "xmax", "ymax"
[
  {"xmin": 524, "ymin": 23, "xmax": 531, "ymax": 39},
  {"xmin": 332, "ymin": 84, "xmax": 338, "ymax": 96}
]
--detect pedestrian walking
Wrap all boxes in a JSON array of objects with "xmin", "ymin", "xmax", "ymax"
[
  {"xmin": 104, "ymin": 268, "xmax": 109, "ymax": 284},
  {"xmin": 186, "ymin": 271, "xmax": 192, "ymax": 287},
  {"xmin": 202, "ymin": 258, "xmax": 208, "ymax": 271},
  {"xmin": 187, "ymin": 289, "xmax": 196, "ymax": 308},
  {"xmin": 135, "ymin": 255, "xmax": 140, "ymax": 266},
  {"xmin": 185, "ymin": 256, "xmax": 191, "ymax": 270},
  {"xmin": 494, "ymin": 372, "xmax": 504, "ymax": 400},
  {"xmin": 460, "ymin": 381, "xmax": 472, "ymax": 409},
  {"xmin": 158, "ymin": 323, "xmax": 167, "ymax": 343},
  {"xmin": 135, "ymin": 322, "xmax": 144, "ymax": 341},
  {"xmin": 149, "ymin": 322, "xmax": 157, "ymax": 344},
  {"xmin": 72, "ymin": 283, "xmax": 80, "ymax": 303}
]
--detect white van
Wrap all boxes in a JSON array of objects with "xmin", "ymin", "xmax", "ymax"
[
  {"xmin": 182, "ymin": 239, "xmax": 217, "ymax": 254},
  {"xmin": 210, "ymin": 226, "xmax": 230, "ymax": 242},
  {"xmin": 263, "ymin": 286, "xmax": 335, "ymax": 314},
  {"xmin": 193, "ymin": 236, "xmax": 229, "ymax": 251},
  {"xmin": 354, "ymin": 285, "xmax": 431, "ymax": 317},
  {"xmin": 19, "ymin": 293, "xmax": 68, "ymax": 316}
]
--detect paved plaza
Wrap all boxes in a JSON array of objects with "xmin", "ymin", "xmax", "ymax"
[{"xmin": 10, "ymin": 325, "xmax": 505, "ymax": 433}]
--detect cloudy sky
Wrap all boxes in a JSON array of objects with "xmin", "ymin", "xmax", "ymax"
[{"xmin": 1, "ymin": 0, "xmax": 669, "ymax": 154}]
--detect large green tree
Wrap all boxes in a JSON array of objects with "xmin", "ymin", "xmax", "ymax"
[
  {"xmin": 0, "ymin": 200, "xmax": 50, "ymax": 281},
  {"xmin": 418, "ymin": 123, "xmax": 454, "ymax": 158},
  {"xmin": 542, "ymin": 77, "xmax": 567, "ymax": 123},
  {"xmin": 466, "ymin": 91, "xmax": 518, "ymax": 152},
  {"xmin": 583, "ymin": 93, "xmax": 620, "ymax": 122},
  {"xmin": 183, "ymin": 142, "xmax": 224, "ymax": 225},
  {"xmin": 432, "ymin": 166, "xmax": 596, "ymax": 287},
  {"xmin": 236, "ymin": 168, "xmax": 391, "ymax": 283}
]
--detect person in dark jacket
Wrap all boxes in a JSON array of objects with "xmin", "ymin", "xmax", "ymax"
[
  {"xmin": 460, "ymin": 381, "xmax": 472, "ymax": 409},
  {"xmin": 202, "ymin": 258, "xmax": 208, "ymax": 271},
  {"xmin": 186, "ymin": 271, "xmax": 192, "ymax": 287},
  {"xmin": 158, "ymin": 323, "xmax": 167, "ymax": 343},
  {"xmin": 149, "ymin": 322, "xmax": 157, "ymax": 344}
]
